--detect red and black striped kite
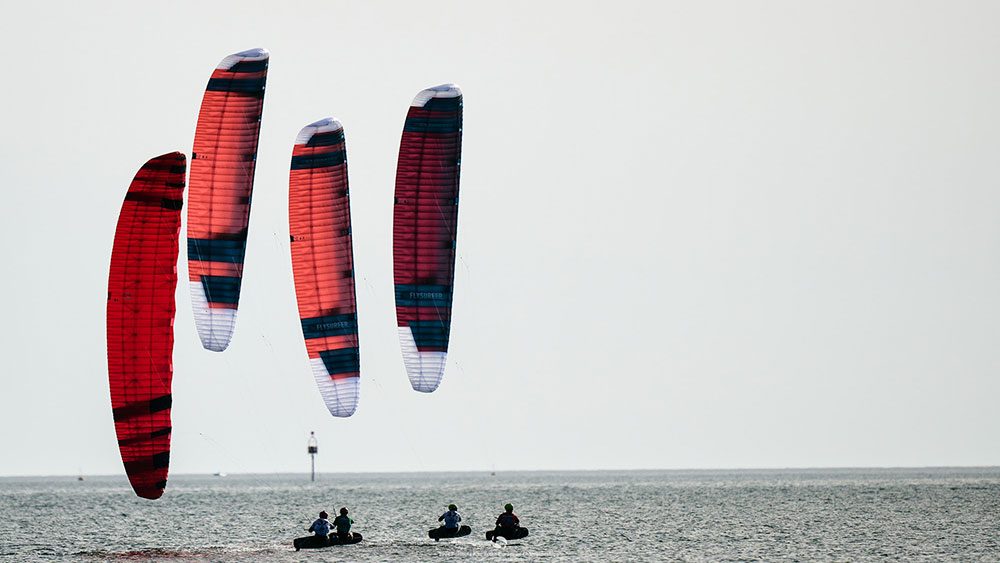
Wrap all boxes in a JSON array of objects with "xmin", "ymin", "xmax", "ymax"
[
  {"xmin": 107, "ymin": 152, "xmax": 185, "ymax": 499},
  {"xmin": 289, "ymin": 118, "xmax": 361, "ymax": 417},
  {"xmin": 392, "ymin": 84, "xmax": 464, "ymax": 393},
  {"xmin": 187, "ymin": 48, "xmax": 269, "ymax": 352}
]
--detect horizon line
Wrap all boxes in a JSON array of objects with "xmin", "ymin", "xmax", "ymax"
[{"xmin": 4, "ymin": 464, "xmax": 1000, "ymax": 479}]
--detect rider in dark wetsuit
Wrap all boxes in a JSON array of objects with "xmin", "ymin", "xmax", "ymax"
[
  {"xmin": 493, "ymin": 503, "xmax": 520, "ymax": 539},
  {"xmin": 332, "ymin": 507, "xmax": 354, "ymax": 543}
]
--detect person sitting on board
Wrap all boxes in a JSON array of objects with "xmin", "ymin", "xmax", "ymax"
[
  {"xmin": 438, "ymin": 504, "xmax": 462, "ymax": 534},
  {"xmin": 493, "ymin": 503, "xmax": 520, "ymax": 539},
  {"xmin": 307, "ymin": 511, "xmax": 331, "ymax": 544},
  {"xmin": 333, "ymin": 507, "xmax": 355, "ymax": 543}
]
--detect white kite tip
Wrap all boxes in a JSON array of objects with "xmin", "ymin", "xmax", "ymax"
[
  {"xmin": 295, "ymin": 117, "xmax": 344, "ymax": 145},
  {"xmin": 412, "ymin": 83, "xmax": 462, "ymax": 107},
  {"xmin": 218, "ymin": 48, "xmax": 270, "ymax": 70}
]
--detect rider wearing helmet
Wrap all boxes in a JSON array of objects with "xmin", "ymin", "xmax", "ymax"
[
  {"xmin": 438, "ymin": 504, "xmax": 462, "ymax": 530},
  {"xmin": 307, "ymin": 510, "xmax": 331, "ymax": 544},
  {"xmin": 332, "ymin": 507, "xmax": 354, "ymax": 543},
  {"xmin": 493, "ymin": 503, "xmax": 520, "ymax": 539}
]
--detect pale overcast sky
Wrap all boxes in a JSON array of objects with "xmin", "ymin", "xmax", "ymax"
[{"xmin": 1, "ymin": 0, "xmax": 998, "ymax": 476}]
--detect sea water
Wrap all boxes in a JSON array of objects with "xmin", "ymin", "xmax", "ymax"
[{"xmin": 1, "ymin": 468, "xmax": 999, "ymax": 561}]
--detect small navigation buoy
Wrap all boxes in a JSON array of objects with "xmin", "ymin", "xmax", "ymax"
[{"xmin": 308, "ymin": 432, "xmax": 318, "ymax": 482}]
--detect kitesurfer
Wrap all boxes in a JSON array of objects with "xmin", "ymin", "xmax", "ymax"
[
  {"xmin": 436, "ymin": 504, "xmax": 462, "ymax": 536},
  {"xmin": 493, "ymin": 503, "xmax": 520, "ymax": 540},
  {"xmin": 333, "ymin": 507, "xmax": 355, "ymax": 543},
  {"xmin": 306, "ymin": 511, "xmax": 331, "ymax": 544},
  {"xmin": 439, "ymin": 503, "xmax": 462, "ymax": 528}
]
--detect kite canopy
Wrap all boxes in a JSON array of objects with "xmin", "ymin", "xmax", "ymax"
[
  {"xmin": 289, "ymin": 118, "xmax": 361, "ymax": 417},
  {"xmin": 107, "ymin": 152, "xmax": 185, "ymax": 499},
  {"xmin": 392, "ymin": 84, "xmax": 463, "ymax": 393},
  {"xmin": 187, "ymin": 47, "xmax": 269, "ymax": 352}
]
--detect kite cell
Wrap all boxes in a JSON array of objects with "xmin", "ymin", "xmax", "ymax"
[
  {"xmin": 392, "ymin": 84, "xmax": 463, "ymax": 393},
  {"xmin": 187, "ymin": 48, "xmax": 269, "ymax": 351},
  {"xmin": 107, "ymin": 152, "xmax": 185, "ymax": 499},
  {"xmin": 289, "ymin": 118, "xmax": 361, "ymax": 417}
]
